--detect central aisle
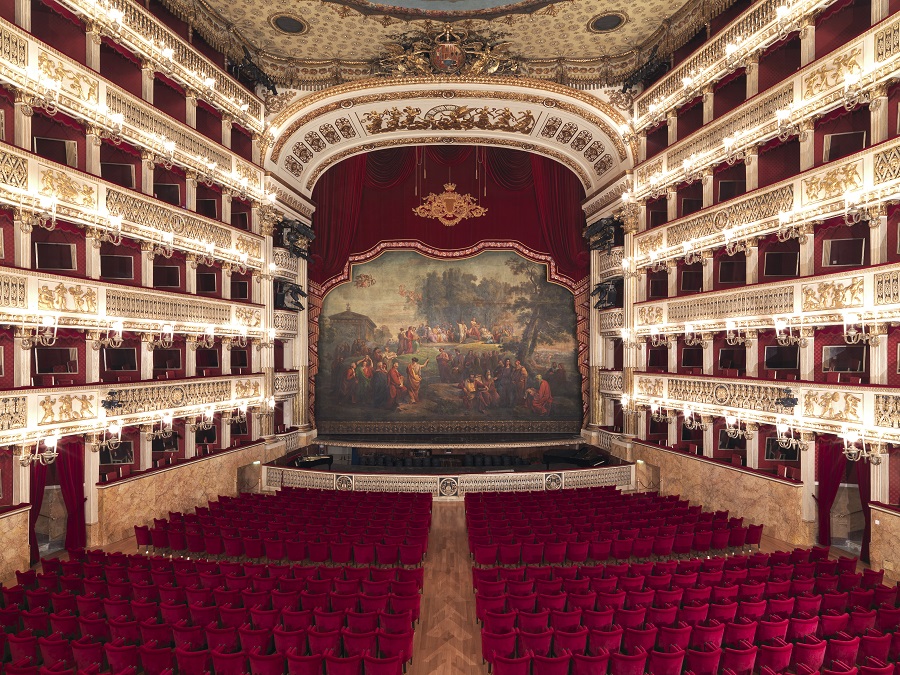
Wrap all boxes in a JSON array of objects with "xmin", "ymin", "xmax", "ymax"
[{"xmin": 409, "ymin": 500, "xmax": 483, "ymax": 674}]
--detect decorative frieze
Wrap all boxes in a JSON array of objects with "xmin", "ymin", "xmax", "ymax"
[
  {"xmin": 0, "ymin": 397, "xmax": 26, "ymax": 431},
  {"xmin": 114, "ymin": 380, "xmax": 234, "ymax": 416},
  {"xmin": 802, "ymin": 47, "xmax": 862, "ymax": 99},
  {"xmin": 665, "ymin": 285, "xmax": 794, "ymax": 324},
  {"xmin": 597, "ymin": 309, "xmax": 624, "ymax": 332},
  {"xmin": 800, "ymin": 278, "xmax": 864, "ymax": 311},
  {"xmin": 598, "ymin": 371, "xmax": 624, "ymax": 394},
  {"xmin": 0, "ymin": 273, "xmax": 27, "ymax": 309},
  {"xmin": 801, "ymin": 161, "xmax": 863, "ymax": 204},
  {"xmin": 273, "ymin": 310, "xmax": 299, "ymax": 334},
  {"xmin": 802, "ymin": 390, "xmax": 861, "ymax": 423}
]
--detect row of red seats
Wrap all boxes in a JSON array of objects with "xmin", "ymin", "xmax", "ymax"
[
  {"xmin": 136, "ymin": 529, "xmax": 427, "ymax": 567},
  {"xmin": 481, "ymin": 641, "xmax": 900, "ymax": 675}
]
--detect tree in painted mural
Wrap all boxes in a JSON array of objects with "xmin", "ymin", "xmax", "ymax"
[{"xmin": 316, "ymin": 250, "xmax": 582, "ymax": 432}]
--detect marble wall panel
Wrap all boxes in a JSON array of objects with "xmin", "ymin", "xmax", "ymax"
[
  {"xmin": 616, "ymin": 442, "xmax": 815, "ymax": 547},
  {"xmin": 89, "ymin": 441, "xmax": 285, "ymax": 547},
  {"xmin": 0, "ymin": 507, "xmax": 30, "ymax": 584},
  {"xmin": 870, "ymin": 503, "xmax": 900, "ymax": 584}
]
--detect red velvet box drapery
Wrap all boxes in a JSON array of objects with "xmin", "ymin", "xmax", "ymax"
[{"xmin": 308, "ymin": 146, "xmax": 589, "ymax": 287}]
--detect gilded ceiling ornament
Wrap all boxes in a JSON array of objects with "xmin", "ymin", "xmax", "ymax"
[
  {"xmin": 361, "ymin": 104, "xmax": 536, "ymax": 135},
  {"xmin": 412, "ymin": 183, "xmax": 487, "ymax": 226},
  {"xmin": 377, "ymin": 25, "xmax": 523, "ymax": 78}
]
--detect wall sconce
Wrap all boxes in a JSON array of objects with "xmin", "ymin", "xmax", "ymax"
[
  {"xmin": 725, "ymin": 320, "xmax": 752, "ymax": 346},
  {"xmin": 842, "ymin": 71, "xmax": 868, "ymax": 111},
  {"xmin": 191, "ymin": 326, "xmax": 215, "ymax": 350},
  {"xmin": 94, "ymin": 320, "xmax": 124, "ymax": 349},
  {"xmin": 723, "ymin": 133, "xmax": 748, "ymax": 166},
  {"xmin": 650, "ymin": 327, "xmax": 671, "ymax": 347},
  {"xmin": 650, "ymin": 402, "xmax": 674, "ymax": 423},
  {"xmin": 254, "ymin": 396, "xmax": 277, "ymax": 420},
  {"xmin": 724, "ymin": 39, "xmax": 747, "ymax": 70},
  {"xmin": 192, "ymin": 242, "xmax": 216, "ymax": 268},
  {"xmin": 647, "ymin": 173, "xmax": 667, "ymax": 200},
  {"xmin": 147, "ymin": 323, "xmax": 174, "ymax": 350},
  {"xmin": 723, "ymin": 229, "xmax": 750, "ymax": 257},
  {"xmin": 621, "ymin": 257, "xmax": 642, "ymax": 280},
  {"xmin": 149, "ymin": 232, "xmax": 174, "ymax": 259},
  {"xmin": 226, "ymin": 326, "xmax": 248, "ymax": 350},
  {"xmin": 842, "ymin": 313, "xmax": 878, "ymax": 345},
  {"xmin": 619, "ymin": 123, "xmax": 637, "ymax": 145},
  {"xmin": 24, "ymin": 66, "xmax": 61, "ymax": 117},
  {"xmin": 24, "ymin": 195, "xmax": 59, "ymax": 232},
  {"xmin": 98, "ymin": 111, "xmax": 124, "ymax": 145},
  {"xmin": 97, "ymin": 422, "xmax": 122, "ymax": 452},
  {"xmin": 156, "ymin": 136, "xmax": 176, "ymax": 170},
  {"xmin": 19, "ymin": 437, "xmax": 59, "ymax": 466},
  {"xmin": 190, "ymin": 408, "xmax": 215, "ymax": 432},
  {"xmin": 20, "ymin": 315, "xmax": 58, "ymax": 349},
  {"xmin": 97, "ymin": 214, "xmax": 123, "ymax": 246},
  {"xmin": 841, "ymin": 427, "xmax": 881, "ymax": 464},
  {"xmin": 775, "ymin": 106, "xmax": 803, "ymax": 142},
  {"xmin": 774, "ymin": 317, "xmax": 805, "ymax": 346},
  {"xmin": 148, "ymin": 412, "xmax": 174, "ymax": 440},
  {"xmin": 683, "ymin": 407, "xmax": 710, "ymax": 431},
  {"xmin": 256, "ymin": 328, "xmax": 277, "ymax": 351},
  {"xmin": 776, "ymin": 419, "xmax": 807, "ymax": 452},
  {"xmin": 724, "ymin": 413, "xmax": 753, "ymax": 439},
  {"xmin": 620, "ymin": 328, "xmax": 639, "ymax": 349},
  {"xmin": 649, "ymin": 250, "xmax": 668, "ymax": 274},
  {"xmin": 224, "ymin": 402, "xmax": 248, "ymax": 425},
  {"xmin": 234, "ymin": 251, "xmax": 249, "ymax": 275},
  {"xmin": 843, "ymin": 191, "xmax": 871, "ymax": 226},
  {"xmin": 682, "ymin": 241, "xmax": 703, "ymax": 266},
  {"xmin": 682, "ymin": 155, "xmax": 702, "ymax": 184},
  {"xmin": 684, "ymin": 323, "xmax": 706, "ymax": 347},
  {"xmin": 774, "ymin": 3, "xmax": 798, "ymax": 39},
  {"xmin": 775, "ymin": 211, "xmax": 807, "ymax": 243}
]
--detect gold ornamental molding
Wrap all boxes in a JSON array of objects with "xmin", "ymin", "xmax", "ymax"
[
  {"xmin": 413, "ymin": 183, "xmax": 487, "ymax": 226},
  {"xmin": 268, "ymin": 77, "xmax": 634, "ymax": 164}
]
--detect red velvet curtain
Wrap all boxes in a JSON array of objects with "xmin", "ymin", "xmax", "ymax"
[
  {"xmin": 816, "ymin": 440, "xmax": 847, "ymax": 546},
  {"xmin": 530, "ymin": 155, "xmax": 590, "ymax": 273},
  {"xmin": 309, "ymin": 153, "xmax": 368, "ymax": 282},
  {"xmin": 365, "ymin": 147, "xmax": 415, "ymax": 189},
  {"xmin": 29, "ymin": 461, "xmax": 48, "ymax": 564},
  {"xmin": 485, "ymin": 148, "xmax": 533, "ymax": 191},
  {"xmin": 57, "ymin": 439, "xmax": 86, "ymax": 550},
  {"xmin": 857, "ymin": 460, "xmax": 871, "ymax": 563}
]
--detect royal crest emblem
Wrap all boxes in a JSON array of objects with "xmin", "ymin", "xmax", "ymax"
[
  {"xmin": 412, "ymin": 183, "xmax": 488, "ymax": 227},
  {"xmin": 431, "ymin": 39, "xmax": 465, "ymax": 73}
]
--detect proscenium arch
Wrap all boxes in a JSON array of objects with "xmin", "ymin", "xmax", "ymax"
[{"xmin": 264, "ymin": 77, "xmax": 636, "ymax": 203}]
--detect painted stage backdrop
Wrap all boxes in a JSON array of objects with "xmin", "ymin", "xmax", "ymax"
[{"xmin": 315, "ymin": 250, "xmax": 582, "ymax": 434}]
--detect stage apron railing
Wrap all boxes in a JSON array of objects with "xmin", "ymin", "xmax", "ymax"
[{"xmin": 261, "ymin": 463, "xmax": 636, "ymax": 498}]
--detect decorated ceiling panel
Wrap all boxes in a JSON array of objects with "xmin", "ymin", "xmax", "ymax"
[{"xmin": 265, "ymin": 78, "xmax": 635, "ymax": 199}]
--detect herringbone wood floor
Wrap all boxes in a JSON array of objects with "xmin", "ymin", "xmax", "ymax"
[{"xmin": 12, "ymin": 500, "xmax": 859, "ymax": 675}]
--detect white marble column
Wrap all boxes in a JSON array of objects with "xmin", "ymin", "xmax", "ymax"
[
  {"xmin": 702, "ymin": 421, "xmax": 715, "ymax": 458},
  {"xmin": 800, "ymin": 20, "xmax": 816, "ymax": 66},
  {"xmin": 14, "ymin": 92, "xmax": 32, "ymax": 152},
  {"xmin": 799, "ymin": 228, "xmax": 815, "ymax": 277},
  {"xmin": 702, "ymin": 170, "xmax": 714, "ymax": 208},
  {"xmin": 668, "ymin": 337, "xmax": 679, "ymax": 373},
  {"xmin": 85, "ymin": 230, "xmax": 102, "ymax": 280},
  {"xmin": 141, "ymin": 244, "xmax": 155, "ymax": 287},
  {"xmin": 221, "ymin": 189, "xmax": 233, "ymax": 226},
  {"xmin": 184, "ymin": 420, "xmax": 196, "ymax": 459},
  {"xmin": 140, "ymin": 335, "xmax": 154, "ymax": 381},
  {"xmin": 872, "ymin": 0, "xmax": 888, "ymax": 23},
  {"xmin": 85, "ymin": 130, "xmax": 101, "ymax": 177},
  {"xmin": 85, "ymin": 333, "xmax": 101, "ymax": 384},
  {"xmin": 85, "ymin": 24, "xmax": 100, "ymax": 71},
  {"xmin": 13, "ymin": 330, "xmax": 31, "ymax": 387},
  {"xmin": 870, "ymin": 210, "xmax": 888, "ymax": 267},
  {"xmin": 185, "ymin": 172, "xmax": 197, "ymax": 211},
  {"xmin": 871, "ymin": 86, "xmax": 889, "ymax": 145},
  {"xmin": 638, "ymin": 132, "xmax": 647, "ymax": 163},
  {"xmin": 702, "ymin": 255, "xmax": 714, "ymax": 292},
  {"xmin": 745, "ymin": 55, "xmax": 759, "ymax": 99},
  {"xmin": 185, "ymin": 337, "xmax": 197, "ymax": 377},
  {"xmin": 745, "ymin": 330, "xmax": 759, "ymax": 378},
  {"xmin": 220, "ymin": 418, "xmax": 231, "ymax": 450},
  {"xmin": 667, "ymin": 417, "xmax": 678, "ymax": 448},
  {"xmin": 222, "ymin": 115, "xmax": 233, "ymax": 149},
  {"xmin": 138, "ymin": 426, "xmax": 153, "ymax": 471},
  {"xmin": 870, "ymin": 448, "xmax": 890, "ymax": 504},
  {"xmin": 799, "ymin": 328, "xmax": 815, "ymax": 381},
  {"xmin": 667, "ymin": 188, "xmax": 678, "ymax": 222},
  {"xmin": 14, "ymin": 0, "xmax": 29, "ymax": 30},
  {"xmin": 12, "ymin": 446, "xmax": 30, "ymax": 503},
  {"xmin": 702, "ymin": 86, "xmax": 714, "ymax": 125},
  {"xmin": 251, "ymin": 340, "xmax": 262, "ymax": 374},
  {"xmin": 800, "ymin": 122, "xmax": 816, "ymax": 172},
  {"xmin": 746, "ymin": 242, "xmax": 760, "ymax": 284},
  {"xmin": 186, "ymin": 90, "xmax": 197, "ymax": 129},
  {"xmin": 83, "ymin": 436, "xmax": 100, "ymax": 527},
  {"xmin": 667, "ymin": 111, "xmax": 677, "ymax": 145},
  {"xmin": 869, "ymin": 327, "xmax": 888, "ymax": 385},
  {"xmin": 141, "ymin": 62, "xmax": 155, "ymax": 104},
  {"xmin": 702, "ymin": 337, "xmax": 713, "ymax": 375},
  {"xmin": 185, "ymin": 255, "xmax": 198, "ymax": 295},
  {"xmin": 744, "ymin": 149, "xmax": 758, "ymax": 192},
  {"xmin": 667, "ymin": 262, "xmax": 678, "ymax": 298},
  {"xmin": 221, "ymin": 339, "xmax": 233, "ymax": 376},
  {"xmin": 13, "ymin": 211, "xmax": 31, "ymax": 268},
  {"xmin": 801, "ymin": 432, "xmax": 817, "ymax": 521},
  {"xmin": 141, "ymin": 152, "xmax": 155, "ymax": 196},
  {"xmin": 221, "ymin": 264, "xmax": 232, "ymax": 300},
  {"xmin": 745, "ymin": 428, "xmax": 760, "ymax": 469}
]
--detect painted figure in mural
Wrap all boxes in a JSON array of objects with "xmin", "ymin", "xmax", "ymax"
[
  {"xmin": 436, "ymin": 348, "xmax": 452, "ymax": 382},
  {"xmin": 496, "ymin": 358, "xmax": 514, "ymax": 407},
  {"xmin": 387, "ymin": 360, "xmax": 407, "ymax": 408},
  {"xmin": 340, "ymin": 365, "xmax": 358, "ymax": 404},
  {"xmin": 406, "ymin": 357, "xmax": 430, "ymax": 403},
  {"xmin": 483, "ymin": 371, "xmax": 501, "ymax": 408},
  {"xmin": 527, "ymin": 374, "xmax": 553, "ymax": 416},
  {"xmin": 372, "ymin": 361, "xmax": 389, "ymax": 408},
  {"xmin": 513, "ymin": 359, "xmax": 529, "ymax": 404},
  {"xmin": 356, "ymin": 357, "xmax": 373, "ymax": 403}
]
